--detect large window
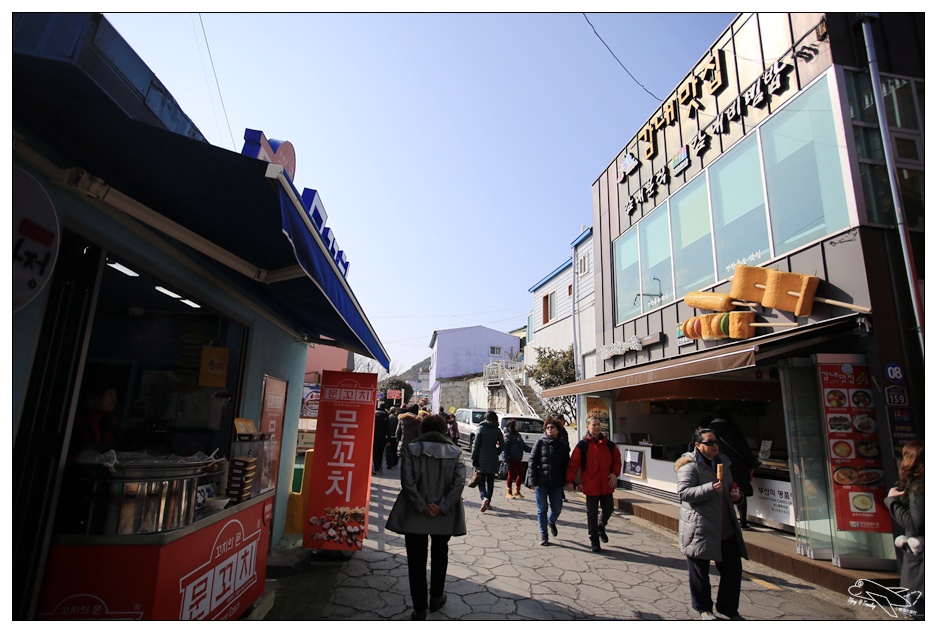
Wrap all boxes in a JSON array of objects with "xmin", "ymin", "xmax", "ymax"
[
  {"xmin": 670, "ymin": 173, "xmax": 715, "ymax": 298},
  {"xmin": 761, "ymin": 76, "xmax": 850, "ymax": 254},
  {"xmin": 613, "ymin": 230, "xmax": 640, "ymax": 324},
  {"xmin": 710, "ymin": 135, "xmax": 770, "ymax": 280},
  {"xmin": 638, "ymin": 204, "xmax": 673, "ymax": 312}
]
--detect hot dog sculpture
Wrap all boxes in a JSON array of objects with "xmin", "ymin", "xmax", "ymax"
[
  {"xmin": 683, "ymin": 291, "xmax": 756, "ymax": 312},
  {"xmin": 679, "ymin": 312, "xmax": 797, "ymax": 341}
]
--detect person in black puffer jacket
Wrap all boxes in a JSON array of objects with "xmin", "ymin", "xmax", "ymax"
[{"xmin": 527, "ymin": 418, "xmax": 571, "ymax": 545}]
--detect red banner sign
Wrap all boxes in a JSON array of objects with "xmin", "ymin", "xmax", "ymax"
[
  {"xmin": 303, "ymin": 370, "xmax": 377, "ymax": 550},
  {"xmin": 818, "ymin": 361, "xmax": 892, "ymax": 533}
]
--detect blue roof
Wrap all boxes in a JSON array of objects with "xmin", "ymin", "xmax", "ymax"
[{"xmin": 528, "ymin": 258, "xmax": 573, "ymax": 293}]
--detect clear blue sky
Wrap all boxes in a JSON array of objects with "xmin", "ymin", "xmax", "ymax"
[{"xmin": 103, "ymin": 11, "xmax": 735, "ymax": 373}]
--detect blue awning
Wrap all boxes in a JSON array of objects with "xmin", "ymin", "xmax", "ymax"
[{"xmin": 13, "ymin": 13, "xmax": 389, "ymax": 368}]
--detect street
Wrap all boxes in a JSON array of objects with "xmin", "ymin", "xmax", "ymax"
[{"xmin": 263, "ymin": 466, "xmax": 893, "ymax": 621}]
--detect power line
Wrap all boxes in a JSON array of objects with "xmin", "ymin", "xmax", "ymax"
[
  {"xmin": 582, "ymin": 13, "xmax": 662, "ymax": 102},
  {"xmin": 198, "ymin": 14, "xmax": 237, "ymax": 151}
]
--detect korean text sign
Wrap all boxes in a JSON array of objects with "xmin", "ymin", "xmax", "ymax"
[
  {"xmin": 818, "ymin": 360, "xmax": 891, "ymax": 533},
  {"xmin": 303, "ymin": 370, "xmax": 377, "ymax": 550}
]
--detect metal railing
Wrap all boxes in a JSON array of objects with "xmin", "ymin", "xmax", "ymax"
[{"xmin": 485, "ymin": 361, "xmax": 538, "ymax": 418}]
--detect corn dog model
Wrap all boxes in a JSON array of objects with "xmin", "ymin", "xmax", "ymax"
[
  {"xmin": 684, "ymin": 291, "xmax": 755, "ymax": 312},
  {"xmin": 730, "ymin": 264, "xmax": 871, "ymax": 315},
  {"xmin": 717, "ymin": 463, "xmax": 724, "ymax": 481}
]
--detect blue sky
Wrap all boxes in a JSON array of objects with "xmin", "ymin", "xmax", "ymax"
[{"xmin": 102, "ymin": 11, "xmax": 735, "ymax": 372}]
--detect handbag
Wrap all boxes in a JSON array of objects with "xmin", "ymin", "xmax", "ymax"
[{"xmin": 467, "ymin": 469, "xmax": 482, "ymax": 488}]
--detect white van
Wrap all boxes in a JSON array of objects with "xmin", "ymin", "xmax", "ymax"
[
  {"xmin": 499, "ymin": 415, "xmax": 544, "ymax": 465},
  {"xmin": 453, "ymin": 408, "xmax": 489, "ymax": 451}
]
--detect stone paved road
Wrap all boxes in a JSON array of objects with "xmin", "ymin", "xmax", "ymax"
[{"xmin": 264, "ymin": 466, "xmax": 894, "ymax": 621}]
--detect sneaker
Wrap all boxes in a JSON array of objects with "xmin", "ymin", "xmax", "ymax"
[
  {"xmin": 549, "ymin": 522, "xmax": 558, "ymax": 537},
  {"xmin": 539, "ymin": 536, "xmax": 549, "ymax": 546},
  {"xmin": 599, "ymin": 525, "xmax": 609, "ymax": 543},
  {"xmin": 481, "ymin": 498, "xmax": 490, "ymax": 513},
  {"xmin": 411, "ymin": 609, "xmax": 427, "ymax": 620},
  {"xmin": 506, "ymin": 491, "xmax": 514, "ymax": 499},
  {"xmin": 590, "ymin": 540, "xmax": 602, "ymax": 553},
  {"xmin": 428, "ymin": 594, "xmax": 447, "ymax": 612},
  {"xmin": 699, "ymin": 611, "xmax": 717, "ymax": 621}
]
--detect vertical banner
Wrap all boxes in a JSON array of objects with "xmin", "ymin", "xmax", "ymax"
[
  {"xmin": 303, "ymin": 370, "xmax": 377, "ymax": 550},
  {"xmin": 260, "ymin": 375, "xmax": 288, "ymax": 493},
  {"xmin": 817, "ymin": 359, "xmax": 892, "ymax": 533}
]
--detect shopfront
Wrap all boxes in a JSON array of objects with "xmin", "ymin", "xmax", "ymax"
[
  {"xmin": 544, "ymin": 12, "xmax": 923, "ymax": 573},
  {"xmin": 12, "ymin": 13, "xmax": 389, "ymax": 620}
]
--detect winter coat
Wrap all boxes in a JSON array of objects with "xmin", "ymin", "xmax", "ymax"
[
  {"xmin": 566, "ymin": 433, "xmax": 622, "ymax": 497},
  {"xmin": 528, "ymin": 435, "xmax": 570, "ymax": 488},
  {"xmin": 884, "ymin": 477, "xmax": 924, "ymax": 596},
  {"xmin": 503, "ymin": 431, "xmax": 531, "ymax": 462},
  {"xmin": 385, "ymin": 431, "xmax": 467, "ymax": 536},
  {"xmin": 386, "ymin": 414, "xmax": 399, "ymax": 439},
  {"xmin": 708, "ymin": 418, "xmax": 759, "ymax": 497},
  {"xmin": 675, "ymin": 449, "xmax": 749, "ymax": 561},
  {"xmin": 471, "ymin": 420, "xmax": 504, "ymax": 474},
  {"xmin": 397, "ymin": 412, "xmax": 421, "ymax": 452},
  {"xmin": 373, "ymin": 409, "xmax": 390, "ymax": 440}
]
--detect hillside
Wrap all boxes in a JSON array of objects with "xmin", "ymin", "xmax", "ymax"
[{"xmin": 396, "ymin": 357, "xmax": 430, "ymax": 383}]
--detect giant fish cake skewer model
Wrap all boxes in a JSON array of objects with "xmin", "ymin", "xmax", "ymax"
[
  {"xmin": 684, "ymin": 291, "xmax": 756, "ymax": 312},
  {"xmin": 680, "ymin": 312, "xmax": 797, "ymax": 340},
  {"xmin": 728, "ymin": 264, "xmax": 871, "ymax": 317}
]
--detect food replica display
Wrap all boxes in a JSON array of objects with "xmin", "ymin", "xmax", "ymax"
[
  {"xmin": 728, "ymin": 264, "xmax": 871, "ymax": 316},
  {"xmin": 684, "ymin": 291, "xmax": 756, "ymax": 312},
  {"xmin": 679, "ymin": 312, "xmax": 797, "ymax": 340}
]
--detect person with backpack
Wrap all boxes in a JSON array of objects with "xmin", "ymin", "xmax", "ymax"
[
  {"xmin": 471, "ymin": 411, "xmax": 504, "ymax": 513},
  {"xmin": 502, "ymin": 419, "xmax": 531, "ymax": 499},
  {"xmin": 565, "ymin": 416, "xmax": 622, "ymax": 553}
]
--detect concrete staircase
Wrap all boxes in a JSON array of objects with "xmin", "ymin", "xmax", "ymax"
[{"xmin": 519, "ymin": 384, "xmax": 547, "ymax": 418}]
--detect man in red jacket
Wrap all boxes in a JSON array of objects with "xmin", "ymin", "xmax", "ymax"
[{"xmin": 566, "ymin": 417, "xmax": 622, "ymax": 553}]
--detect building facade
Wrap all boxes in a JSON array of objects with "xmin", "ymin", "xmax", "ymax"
[{"xmin": 545, "ymin": 13, "xmax": 923, "ymax": 571}]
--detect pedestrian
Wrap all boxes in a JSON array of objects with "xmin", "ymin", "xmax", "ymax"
[
  {"xmin": 502, "ymin": 419, "xmax": 531, "ymax": 499},
  {"xmin": 528, "ymin": 418, "xmax": 570, "ymax": 545},
  {"xmin": 385, "ymin": 414, "xmax": 467, "ymax": 620},
  {"xmin": 675, "ymin": 427, "xmax": 749, "ymax": 621},
  {"xmin": 397, "ymin": 404, "xmax": 422, "ymax": 456},
  {"xmin": 372, "ymin": 402, "xmax": 390, "ymax": 474},
  {"xmin": 565, "ymin": 416, "xmax": 621, "ymax": 553},
  {"xmin": 445, "ymin": 414, "xmax": 460, "ymax": 444},
  {"xmin": 884, "ymin": 440, "xmax": 924, "ymax": 620},
  {"xmin": 709, "ymin": 410, "xmax": 760, "ymax": 529},
  {"xmin": 385, "ymin": 406, "xmax": 400, "ymax": 469},
  {"xmin": 471, "ymin": 410, "xmax": 504, "ymax": 513},
  {"xmin": 553, "ymin": 414, "xmax": 571, "ymax": 450}
]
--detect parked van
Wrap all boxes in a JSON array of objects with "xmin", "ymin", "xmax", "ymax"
[{"xmin": 453, "ymin": 408, "xmax": 489, "ymax": 451}]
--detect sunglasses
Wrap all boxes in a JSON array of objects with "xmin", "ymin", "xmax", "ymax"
[{"xmin": 697, "ymin": 440, "xmax": 718, "ymax": 447}]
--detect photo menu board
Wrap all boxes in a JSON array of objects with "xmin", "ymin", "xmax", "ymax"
[{"xmin": 818, "ymin": 359, "xmax": 891, "ymax": 533}]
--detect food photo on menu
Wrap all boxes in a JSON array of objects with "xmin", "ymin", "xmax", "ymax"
[
  {"xmin": 827, "ymin": 413, "xmax": 852, "ymax": 433},
  {"xmin": 852, "ymin": 413, "xmax": 876, "ymax": 434},
  {"xmin": 849, "ymin": 491, "xmax": 875, "ymax": 513},
  {"xmin": 830, "ymin": 438, "xmax": 854, "ymax": 459},
  {"xmin": 824, "ymin": 388, "xmax": 848, "ymax": 408},
  {"xmin": 849, "ymin": 389, "xmax": 873, "ymax": 408}
]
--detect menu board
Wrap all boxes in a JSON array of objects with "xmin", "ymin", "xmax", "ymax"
[{"xmin": 818, "ymin": 360, "xmax": 892, "ymax": 533}]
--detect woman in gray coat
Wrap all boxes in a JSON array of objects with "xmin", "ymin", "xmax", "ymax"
[
  {"xmin": 386, "ymin": 414, "xmax": 467, "ymax": 620},
  {"xmin": 675, "ymin": 427, "xmax": 749, "ymax": 621}
]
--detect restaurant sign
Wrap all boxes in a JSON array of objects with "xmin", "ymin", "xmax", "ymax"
[
  {"xmin": 599, "ymin": 332, "xmax": 662, "ymax": 360},
  {"xmin": 621, "ymin": 47, "xmax": 794, "ymax": 216},
  {"xmin": 304, "ymin": 370, "xmax": 378, "ymax": 550},
  {"xmin": 817, "ymin": 356, "xmax": 891, "ymax": 534}
]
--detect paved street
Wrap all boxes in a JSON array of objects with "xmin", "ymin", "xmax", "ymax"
[{"xmin": 264, "ymin": 466, "xmax": 892, "ymax": 621}]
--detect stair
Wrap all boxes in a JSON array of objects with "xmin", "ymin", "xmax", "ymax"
[{"xmin": 519, "ymin": 384, "xmax": 547, "ymax": 418}]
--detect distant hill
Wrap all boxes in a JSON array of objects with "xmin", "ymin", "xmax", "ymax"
[{"xmin": 396, "ymin": 357, "xmax": 430, "ymax": 383}]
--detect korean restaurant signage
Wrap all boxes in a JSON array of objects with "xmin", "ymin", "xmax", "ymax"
[
  {"xmin": 817, "ymin": 357, "xmax": 892, "ymax": 534},
  {"xmin": 748, "ymin": 476, "xmax": 794, "ymax": 527},
  {"xmin": 303, "ymin": 370, "xmax": 378, "ymax": 551},
  {"xmin": 37, "ymin": 498, "xmax": 272, "ymax": 620},
  {"xmin": 620, "ymin": 47, "xmax": 793, "ymax": 216},
  {"xmin": 242, "ymin": 129, "xmax": 349, "ymax": 277},
  {"xmin": 599, "ymin": 332, "xmax": 662, "ymax": 360},
  {"xmin": 13, "ymin": 166, "xmax": 60, "ymax": 313}
]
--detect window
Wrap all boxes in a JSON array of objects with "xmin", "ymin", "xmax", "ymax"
[
  {"xmin": 489, "ymin": 346, "xmax": 502, "ymax": 356},
  {"xmin": 527, "ymin": 313, "xmax": 534, "ymax": 343},
  {"xmin": 542, "ymin": 292, "xmax": 555, "ymax": 324},
  {"xmin": 761, "ymin": 76, "xmax": 849, "ymax": 254},
  {"xmin": 568, "ymin": 284, "xmax": 572, "ymax": 296},
  {"xmin": 578, "ymin": 254, "xmax": 589, "ymax": 275},
  {"xmin": 638, "ymin": 204, "xmax": 674, "ymax": 312},
  {"xmin": 613, "ymin": 230, "xmax": 640, "ymax": 325},
  {"xmin": 709, "ymin": 134, "xmax": 770, "ymax": 280},
  {"xmin": 671, "ymin": 173, "xmax": 715, "ymax": 297}
]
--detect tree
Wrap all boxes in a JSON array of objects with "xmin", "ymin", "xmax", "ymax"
[
  {"xmin": 526, "ymin": 345, "xmax": 577, "ymax": 425},
  {"xmin": 377, "ymin": 376, "xmax": 413, "ymax": 408}
]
